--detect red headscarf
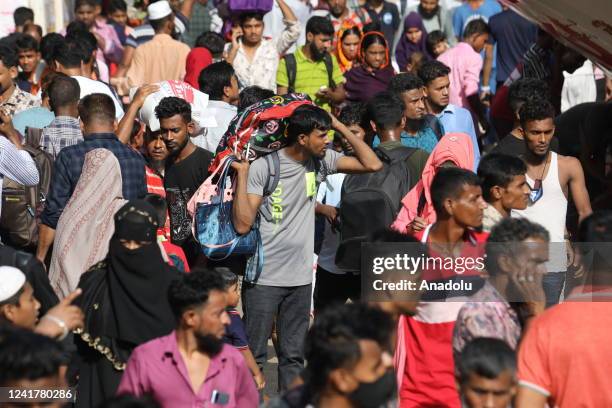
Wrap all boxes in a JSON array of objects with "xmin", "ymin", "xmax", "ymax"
[
  {"xmin": 391, "ymin": 133, "xmax": 475, "ymax": 233},
  {"xmin": 184, "ymin": 47, "xmax": 213, "ymax": 89}
]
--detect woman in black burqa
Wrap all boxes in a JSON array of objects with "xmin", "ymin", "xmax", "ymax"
[{"xmin": 72, "ymin": 200, "xmax": 181, "ymax": 407}]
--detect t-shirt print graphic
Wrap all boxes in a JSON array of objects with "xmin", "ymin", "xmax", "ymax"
[{"xmin": 166, "ymin": 188, "xmax": 193, "ymax": 245}]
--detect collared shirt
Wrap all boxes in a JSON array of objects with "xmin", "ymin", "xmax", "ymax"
[
  {"xmin": 224, "ymin": 19, "xmax": 301, "ymax": 92},
  {"xmin": 117, "ymin": 331, "xmax": 259, "ymax": 408},
  {"xmin": 126, "ymin": 34, "xmax": 191, "ymax": 87},
  {"xmin": 453, "ymin": 281, "xmax": 521, "ymax": 355},
  {"xmin": 0, "ymin": 137, "xmax": 39, "ymax": 219},
  {"xmin": 438, "ymin": 42, "xmax": 483, "ymax": 110},
  {"xmin": 41, "ymin": 133, "xmax": 146, "ymax": 229},
  {"xmin": 0, "ymin": 86, "xmax": 40, "ymax": 117},
  {"xmin": 126, "ymin": 13, "xmax": 189, "ymax": 48},
  {"xmin": 40, "ymin": 116, "xmax": 83, "ymax": 161},
  {"xmin": 436, "ymin": 103, "xmax": 480, "ymax": 169},
  {"xmin": 192, "ymin": 100, "xmax": 237, "ymax": 153},
  {"xmin": 276, "ymin": 47, "xmax": 346, "ymax": 112}
]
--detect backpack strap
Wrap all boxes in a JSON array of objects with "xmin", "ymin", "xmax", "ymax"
[
  {"xmin": 424, "ymin": 114, "xmax": 444, "ymax": 141},
  {"xmin": 322, "ymin": 53, "xmax": 336, "ymax": 89},
  {"xmin": 260, "ymin": 151, "xmax": 281, "ymax": 223},
  {"xmin": 284, "ymin": 54, "xmax": 297, "ymax": 94},
  {"xmin": 25, "ymin": 127, "xmax": 43, "ymax": 148}
]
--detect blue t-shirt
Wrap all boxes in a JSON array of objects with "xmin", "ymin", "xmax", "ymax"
[
  {"xmin": 223, "ymin": 308, "xmax": 249, "ymax": 350},
  {"xmin": 372, "ymin": 128, "xmax": 439, "ymax": 153},
  {"xmin": 452, "ymin": 0, "xmax": 502, "ymax": 38},
  {"xmin": 489, "ymin": 10, "xmax": 538, "ymax": 83}
]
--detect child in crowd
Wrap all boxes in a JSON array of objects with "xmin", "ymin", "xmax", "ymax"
[
  {"xmin": 219, "ymin": 270, "xmax": 266, "ymax": 390},
  {"xmin": 15, "ymin": 34, "xmax": 44, "ymax": 95},
  {"xmin": 106, "ymin": 0, "xmax": 133, "ymax": 46},
  {"xmin": 426, "ymin": 30, "xmax": 450, "ymax": 58},
  {"xmin": 195, "ymin": 32, "xmax": 226, "ymax": 63},
  {"xmin": 456, "ymin": 338, "xmax": 517, "ymax": 408}
]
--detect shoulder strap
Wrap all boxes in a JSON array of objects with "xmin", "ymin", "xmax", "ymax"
[
  {"xmin": 323, "ymin": 53, "xmax": 336, "ymax": 89},
  {"xmin": 424, "ymin": 114, "xmax": 444, "ymax": 141},
  {"xmin": 284, "ymin": 54, "xmax": 297, "ymax": 94},
  {"xmin": 263, "ymin": 151, "xmax": 281, "ymax": 197},
  {"xmin": 375, "ymin": 145, "xmax": 417, "ymax": 163},
  {"xmin": 25, "ymin": 127, "xmax": 43, "ymax": 148}
]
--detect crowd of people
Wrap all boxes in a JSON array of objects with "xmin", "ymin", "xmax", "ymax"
[{"xmin": 0, "ymin": 0, "xmax": 611, "ymax": 407}]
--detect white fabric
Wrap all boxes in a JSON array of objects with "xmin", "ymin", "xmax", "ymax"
[
  {"xmin": 192, "ymin": 100, "xmax": 237, "ymax": 153},
  {"xmin": 72, "ymin": 76, "xmax": 124, "ymax": 120},
  {"xmin": 512, "ymin": 153, "xmax": 568, "ymax": 272},
  {"xmin": 561, "ymin": 60, "xmax": 597, "ymax": 112},
  {"xmin": 263, "ymin": 0, "xmax": 311, "ymax": 54},
  {"xmin": 148, "ymin": 0, "xmax": 172, "ymax": 20},
  {"xmin": 315, "ymin": 173, "xmax": 348, "ymax": 274},
  {"xmin": 0, "ymin": 266, "xmax": 26, "ymax": 302},
  {"xmin": 0, "ymin": 137, "xmax": 40, "ymax": 219}
]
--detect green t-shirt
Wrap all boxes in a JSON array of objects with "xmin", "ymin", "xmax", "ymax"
[{"xmin": 276, "ymin": 47, "xmax": 345, "ymax": 112}]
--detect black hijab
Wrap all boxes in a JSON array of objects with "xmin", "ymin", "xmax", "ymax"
[{"xmin": 104, "ymin": 200, "xmax": 180, "ymax": 346}]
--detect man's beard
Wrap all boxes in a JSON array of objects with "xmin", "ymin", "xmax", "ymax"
[
  {"xmin": 418, "ymin": 4, "xmax": 439, "ymax": 19},
  {"xmin": 310, "ymin": 42, "xmax": 327, "ymax": 62},
  {"xmin": 195, "ymin": 332, "xmax": 224, "ymax": 357}
]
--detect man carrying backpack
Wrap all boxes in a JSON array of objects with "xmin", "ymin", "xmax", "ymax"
[
  {"xmin": 276, "ymin": 16, "xmax": 346, "ymax": 111},
  {"xmin": 231, "ymin": 104, "xmax": 381, "ymax": 391}
]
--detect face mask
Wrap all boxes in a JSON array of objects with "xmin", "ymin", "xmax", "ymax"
[{"xmin": 347, "ymin": 369, "xmax": 396, "ymax": 408}]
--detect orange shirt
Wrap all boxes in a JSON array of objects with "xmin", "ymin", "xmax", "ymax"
[{"xmin": 518, "ymin": 286, "xmax": 612, "ymax": 408}]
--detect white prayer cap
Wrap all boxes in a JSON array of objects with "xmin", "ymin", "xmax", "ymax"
[
  {"xmin": 148, "ymin": 1, "xmax": 173, "ymax": 21},
  {"xmin": 0, "ymin": 266, "xmax": 26, "ymax": 303}
]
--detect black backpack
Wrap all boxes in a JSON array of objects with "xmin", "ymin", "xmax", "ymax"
[
  {"xmin": 284, "ymin": 53, "xmax": 336, "ymax": 94},
  {"xmin": 335, "ymin": 146, "xmax": 416, "ymax": 271}
]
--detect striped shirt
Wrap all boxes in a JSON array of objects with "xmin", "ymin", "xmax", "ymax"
[
  {"xmin": 40, "ymin": 116, "xmax": 83, "ymax": 161},
  {"xmin": 276, "ymin": 47, "xmax": 345, "ymax": 112},
  {"xmin": 0, "ymin": 137, "xmax": 40, "ymax": 219}
]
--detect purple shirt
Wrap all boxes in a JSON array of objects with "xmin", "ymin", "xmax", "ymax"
[{"xmin": 117, "ymin": 331, "xmax": 259, "ymax": 408}]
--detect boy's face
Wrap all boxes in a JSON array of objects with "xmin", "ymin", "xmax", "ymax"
[
  {"xmin": 338, "ymin": 124, "xmax": 365, "ymax": 155},
  {"xmin": 18, "ymin": 49, "xmax": 41, "ymax": 74},
  {"xmin": 75, "ymin": 5, "xmax": 96, "ymax": 28},
  {"xmin": 461, "ymin": 370, "xmax": 516, "ymax": 408},
  {"xmin": 109, "ymin": 9, "xmax": 128, "ymax": 26},
  {"xmin": 226, "ymin": 282, "xmax": 240, "ymax": 308},
  {"xmin": 0, "ymin": 283, "xmax": 41, "ymax": 330},
  {"xmin": 432, "ymin": 40, "xmax": 449, "ymax": 57}
]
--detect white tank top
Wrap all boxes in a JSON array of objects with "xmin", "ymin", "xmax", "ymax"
[{"xmin": 512, "ymin": 152, "xmax": 567, "ymax": 272}]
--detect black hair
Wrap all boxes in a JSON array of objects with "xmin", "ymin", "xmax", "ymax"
[
  {"xmin": 0, "ymin": 45, "xmax": 18, "ymax": 69},
  {"xmin": 418, "ymin": 59, "xmax": 450, "ymax": 85},
  {"xmin": 0, "ymin": 286, "xmax": 25, "ymax": 309},
  {"xmin": 66, "ymin": 21, "xmax": 98, "ymax": 60},
  {"xmin": 485, "ymin": 218, "xmax": 549, "ymax": 275},
  {"xmin": 306, "ymin": 16, "xmax": 334, "ymax": 37},
  {"xmin": 40, "ymin": 33, "xmax": 64, "ymax": 65},
  {"xmin": 477, "ymin": 153, "xmax": 527, "ymax": 202},
  {"xmin": 198, "ymin": 61, "xmax": 235, "ymax": 100},
  {"xmin": 238, "ymin": 86, "xmax": 275, "ymax": 111},
  {"xmin": 13, "ymin": 7, "xmax": 34, "ymax": 27},
  {"xmin": 167, "ymin": 268, "xmax": 227, "ymax": 319},
  {"xmin": 518, "ymin": 97, "xmax": 555, "ymax": 129},
  {"xmin": 362, "ymin": 20, "xmax": 381, "ymax": 34},
  {"xmin": 154, "ymin": 96, "xmax": 192, "ymax": 124},
  {"xmin": 100, "ymin": 394, "xmax": 161, "ymax": 408},
  {"xmin": 430, "ymin": 167, "xmax": 481, "ymax": 215},
  {"xmin": 507, "ymin": 78, "xmax": 550, "ymax": 114},
  {"xmin": 239, "ymin": 12, "xmax": 264, "ymax": 26},
  {"xmin": 107, "ymin": 0, "xmax": 128, "ymax": 13},
  {"xmin": 48, "ymin": 75, "xmax": 80, "ymax": 112},
  {"xmin": 463, "ymin": 19, "xmax": 490, "ymax": 39},
  {"xmin": 425, "ymin": 30, "xmax": 447, "ymax": 55},
  {"xmin": 150, "ymin": 14, "xmax": 173, "ymax": 32},
  {"xmin": 286, "ymin": 104, "xmax": 331, "ymax": 145},
  {"xmin": 55, "ymin": 38, "xmax": 89, "ymax": 68},
  {"xmin": 15, "ymin": 34, "xmax": 39, "ymax": 53},
  {"xmin": 338, "ymin": 102, "xmax": 365, "ymax": 127},
  {"xmin": 142, "ymin": 194, "xmax": 167, "ymax": 227},
  {"xmin": 361, "ymin": 32, "xmax": 387, "ymax": 54},
  {"xmin": 195, "ymin": 32, "xmax": 225, "ymax": 59},
  {"xmin": 340, "ymin": 26, "xmax": 362, "ymax": 42},
  {"xmin": 78, "ymin": 93, "xmax": 116, "ymax": 125},
  {"xmin": 23, "ymin": 23, "xmax": 43, "ymax": 39},
  {"xmin": 303, "ymin": 303, "xmax": 394, "ymax": 398},
  {"xmin": 217, "ymin": 269, "xmax": 239, "ymax": 290},
  {"xmin": 75, "ymin": 0, "xmax": 99, "ymax": 10},
  {"xmin": 0, "ymin": 327, "xmax": 64, "ymax": 386},
  {"xmin": 366, "ymin": 92, "xmax": 404, "ymax": 132},
  {"xmin": 388, "ymin": 73, "xmax": 424, "ymax": 96},
  {"xmin": 456, "ymin": 338, "xmax": 516, "ymax": 385},
  {"xmin": 578, "ymin": 211, "xmax": 612, "ymax": 243}
]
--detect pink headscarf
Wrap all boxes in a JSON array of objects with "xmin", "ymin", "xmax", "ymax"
[
  {"xmin": 391, "ymin": 133, "xmax": 475, "ymax": 233},
  {"xmin": 184, "ymin": 47, "xmax": 213, "ymax": 89}
]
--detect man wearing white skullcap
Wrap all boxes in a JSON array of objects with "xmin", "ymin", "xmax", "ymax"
[
  {"xmin": 126, "ymin": 0, "xmax": 191, "ymax": 86},
  {"xmin": 0, "ymin": 266, "xmax": 84, "ymax": 340}
]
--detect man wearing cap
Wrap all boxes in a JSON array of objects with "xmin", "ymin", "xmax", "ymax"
[
  {"xmin": 126, "ymin": 1, "xmax": 191, "ymax": 87},
  {"xmin": 0, "ymin": 266, "xmax": 84, "ymax": 340}
]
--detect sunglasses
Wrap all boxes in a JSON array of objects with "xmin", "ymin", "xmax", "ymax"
[{"xmin": 528, "ymin": 179, "xmax": 543, "ymax": 204}]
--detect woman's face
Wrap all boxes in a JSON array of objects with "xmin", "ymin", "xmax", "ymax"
[
  {"xmin": 364, "ymin": 43, "xmax": 387, "ymax": 70},
  {"xmin": 341, "ymin": 33, "xmax": 360, "ymax": 61},
  {"xmin": 406, "ymin": 27, "xmax": 423, "ymax": 44}
]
